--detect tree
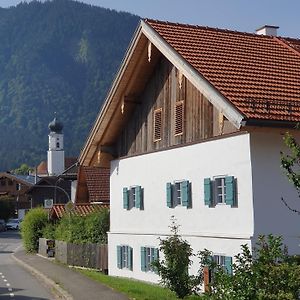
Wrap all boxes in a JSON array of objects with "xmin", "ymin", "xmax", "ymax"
[
  {"xmin": 199, "ymin": 235, "xmax": 300, "ymax": 300},
  {"xmin": 280, "ymin": 132, "xmax": 300, "ymax": 214},
  {"xmin": 152, "ymin": 216, "xmax": 203, "ymax": 299},
  {"xmin": 12, "ymin": 163, "xmax": 33, "ymax": 175}
]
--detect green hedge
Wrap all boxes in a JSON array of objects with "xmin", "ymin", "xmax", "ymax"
[{"xmin": 21, "ymin": 207, "xmax": 48, "ymax": 252}]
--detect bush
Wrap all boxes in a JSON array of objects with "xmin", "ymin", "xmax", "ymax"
[
  {"xmin": 54, "ymin": 208, "xmax": 109, "ymax": 244},
  {"xmin": 21, "ymin": 207, "xmax": 48, "ymax": 252},
  {"xmin": 152, "ymin": 217, "xmax": 202, "ymax": 299},
  {"xmin": 200, "ymin": 235, "xmax": 300, "ymax": 300},
  {"xmin": 42, "ymin": 222, "xmax": 56, "ymax": 239}
]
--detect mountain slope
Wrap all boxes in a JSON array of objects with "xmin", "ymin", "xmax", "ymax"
[{"xmin": 0, "ymin": 0, "xmax": 139, "ymax": 170}]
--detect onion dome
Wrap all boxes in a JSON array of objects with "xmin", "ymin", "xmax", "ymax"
[{"xmin": 48, "ymin": 117, "xmax": 63, "ymax": 133}]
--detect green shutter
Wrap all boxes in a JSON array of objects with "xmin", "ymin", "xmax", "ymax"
[
  {"xmin": 141, "ymin": 247, "xmax": 146, "ymax": 271},
  {"xmin": 204, "ymin": 178, "xmax": 212, "ymax": 206},
  {"xmin": 225, "ymin": 176, "xmax": 235, "ymax": 206},
  {"xmin": 225, "ymin": 256, "xmax": 233, "ymax": 275},
  {"xmin": 181, "ymin": 181, "xmax": 189, "ymax": 207},
  {"xmin": 128, "ymin": 247, "xmax": 133, "ymax": 270},
  {"xmin": 153, "ymin": 248, "xmax": 159, "ymax": 274},
  {"xmin": 117, "ymin": 246, "xmax": 122, "ymax": 269},
  {"xmin": 166, "ymin": 182, "xmax": 173, "ymax": 208},
  {"xmin": 135, "ymin": 186, "xmax": 142, "ymax": 209},
  {"xmin": 123, "ymin": 187, "xmax": 129, "ymax": 209}
]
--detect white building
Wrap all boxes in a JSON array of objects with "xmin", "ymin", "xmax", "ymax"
[
  {"xmin": 47, "ymin": 117, "xmax": 65, "ymax": 176},
  {"xmin": 79, "ymin": 20, "xmax": 300, "ymax": 284}
]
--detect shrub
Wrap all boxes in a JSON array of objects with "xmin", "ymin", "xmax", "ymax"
[
  {"xmin": 21, "ymin": 207, "xmax": 48, "ymax": 252},
  {"xmin": 42, "ymin": 222, "xmax": 56, "ymax": 239},
  {"xmin": 152, "ymin": 217, "xmax": 202, "ymax": 299},
  {"xmin": 54, "ymin": 209, "xmax": 110, "ymax": 244},
  {"xmin": 199, "ymin": 235, "xmax": 300, "ymax": 300}
]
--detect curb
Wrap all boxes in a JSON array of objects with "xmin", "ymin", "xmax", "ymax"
[{"xmin": 12, "ymin": 252, "xmax": 73, "ymax": 300}]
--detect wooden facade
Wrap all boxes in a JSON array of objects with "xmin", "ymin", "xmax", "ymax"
[{"xmin": 116, "ymin": 57, "xmax": 237, "ymax": 158}]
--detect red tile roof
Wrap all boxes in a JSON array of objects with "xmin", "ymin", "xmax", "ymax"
[
  {"xmin": 49, "ymin": 203, "xmax": 109, "ymax": 219},
  {"xmin": 83, "ymin": 167, "xmax": 110, "ymax": 203},
  {"xmin": 145, "ymin": 19, "xmax": 300, "ymax": 122}
]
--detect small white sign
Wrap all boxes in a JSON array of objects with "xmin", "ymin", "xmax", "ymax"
[{"xmin": 44, "ymin": 199, "xmax": 53, "ymax": 209}]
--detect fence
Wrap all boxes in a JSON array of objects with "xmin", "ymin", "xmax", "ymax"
[{"xmin": 39, "ymin": 239, "xmax": 108, "ymax": 272}]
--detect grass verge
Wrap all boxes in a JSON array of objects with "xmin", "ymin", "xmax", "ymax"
[{"xmin": 78, "ymin": 269, "xmax": 200, "ymax": 300}]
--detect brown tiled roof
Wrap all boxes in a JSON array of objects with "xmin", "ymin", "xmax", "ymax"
[
  {"xmin": 49, "ymin": 203, "xmax": 109, "ymax": 219},
  {"xmin": 83, "ymin": 167, "xmax": 110, "ymax": 203},
  {"xmin": 145, "ymin": 19, "xmax": 300, "ymax": 122}
]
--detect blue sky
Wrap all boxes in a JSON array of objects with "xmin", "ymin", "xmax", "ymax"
[{"xmin": 1, "ymin": 0, "xmax": 299, "ymax": 38}]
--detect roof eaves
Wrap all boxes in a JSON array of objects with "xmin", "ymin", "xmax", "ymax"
[{"xmin": 141, "ymin": 20, "xmax": 245, "ymax": 129}]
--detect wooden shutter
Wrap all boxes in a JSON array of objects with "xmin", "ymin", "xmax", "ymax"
[
  {"xmin": 166, "ymin": 182, "xmax": 173, "ymax": 208},
  {"xmin": 123, "ymin": 187, "xmax": 129, "ymax": 209},
  {"xmin": 174, "ymin": 101, "xmax": 184, "ymax": 136},
  {"xmin": 128, "ymin": 247, "xmax": 133, "ymax": 270},
  {"xmin": 181, "ymin": 181, "xmax": 190, "ymax": 207},
  {"xmin": 153, "ymin": 108, "xmax": 162, "ymax": 142},
  {"xmin": 141, "ymin": 247, "xmax": 146, "ymax": 271},
  {"xmin": 225, "ymin": 176, "xmax": 235, "ymax": 206},
  {"xmin": 225, "ymin": 256, "xmax": 233, "ymax": 275},
  {"xmin": 204, "ymin": 178, "xmax": 212, "ymax": 206},
  {"xmin": 135, "ymin": 186, "xmax": 142, "ymax": 209},
  {"xmin": 117, "ymin": 246, "xmax": 122, "ymax": 269}
]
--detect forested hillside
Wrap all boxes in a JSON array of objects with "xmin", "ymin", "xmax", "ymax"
[{"xmin": 0, "ymin": 0, "xmax": 139, "ymax": 170}]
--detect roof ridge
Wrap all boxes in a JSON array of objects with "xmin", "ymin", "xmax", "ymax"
[
  {"xmin": 144, "ymin": 18, "xmax": 274, "ymax": 39},
  {"xmin": 274, "ymin": 36, "xmax": 300, "ymax": 58}
]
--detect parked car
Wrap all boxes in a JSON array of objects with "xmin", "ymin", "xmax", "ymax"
[
  {"xmin": 6, "ymin": 219, "xmax": 20, "ymax": 230},
  {"xmin": 0, "ymin": 219, "xmax": 6, "ymax": 231}
]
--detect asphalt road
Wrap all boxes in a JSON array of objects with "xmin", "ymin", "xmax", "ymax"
[{"xmin": 0, "ymin": 230, "xmax": 53, "ymax": 300}]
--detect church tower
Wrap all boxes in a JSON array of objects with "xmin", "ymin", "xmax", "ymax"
[{"xmin": 47, "ymin": 116, "xmax": 65, "ymax": 176}]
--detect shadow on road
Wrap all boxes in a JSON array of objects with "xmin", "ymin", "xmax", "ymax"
[{"xmin": 0, "ymin": 250, "xmax": 13, "ymax": 254}]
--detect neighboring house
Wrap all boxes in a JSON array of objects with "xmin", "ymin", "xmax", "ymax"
[
  {"xmin": 59, "ymin": 162, "xmax": 79, "ymax": 203},
  {"xmin": 79, "ymin": 19, "xmax": 300, "ymax": 284},
  {"xmin": 0, "ymin": 172, "xmax": 37, "ymax": 219},
  {"xmin": 26, "ymin": 176, "xmax": 71, "ymax": 208},
  {"xmin": 75, "ymin": 166, "xmax": 110, "ymax": 204}
]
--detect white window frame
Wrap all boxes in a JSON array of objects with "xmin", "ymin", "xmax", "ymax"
[
  {"xmin": 129, "ymin": 185, "xmax": 138, "ymax": 208},
  {"xmin": 213, "ymin": 176, "xmax": 227, "ymax": 204},
  {"xmin": 121, "ymin": 245, "xmax": 131, "ymax": 270},
  {"xmin": 145, "ymin": 247, "xmax": 156, "ymax": 272},
  {"xmin": 174, "ymin": 181, "xmax": 182, "ymax": 206}
]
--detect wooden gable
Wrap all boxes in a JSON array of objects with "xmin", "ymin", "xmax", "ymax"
[{"xmin": 116, "ymin": 57, "xmax": 238, "ymax": 158}]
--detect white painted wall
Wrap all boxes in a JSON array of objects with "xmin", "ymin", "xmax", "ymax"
[
  {"xmin": 108, "ymin": 133, "xmax": 254, "ymax": 281},
  {"xmin": 47, "ymin": 150, "xmax": 65, "ymax": 176},
  {"xmin": 250, "ymin": 130, "xmax": 300, "ymax": 253},
  {"xmin": 71, "ymin": 180, "xmax": 77, "ymax": 203}
]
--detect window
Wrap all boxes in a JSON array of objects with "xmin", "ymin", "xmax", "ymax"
[
  {"xmin": 166, "ymin": 180, "xmax": 191, "ymax": 208},
  {"xmin": 204, "ymin": 255, "xmax": 232, "ymax": 289},
  {"xmin": 8, "ymin": 180, "xmax": 13, "ymax": 186},
  {"xmin": 213, "ymin": 255, "xmax": 232, "ymax": 274},
  {"xmin": 215, "ymin": 177, "xmax": 226, "ymax": 204},
  {"xmin": 56, "ymin": 142, "xmax": 60, "ymax": 148},
  {"xmin": 204, "ymin": 176, "xmax": 237, "ymax": 207},
  {"xmin": 153, "ymin": 108, "xmax": 162, "ymax": 142},
  {"xmin": 16, "ymin": 183, "xmax": 21, "ymax": 191},
  {"xmin": 117, "ymin": 245, "xmax": 133, "ymax": 270},
  {"xmin": 174, "ymin": 101, "xmax": 184, "ymax": 136},
  {"xmin": 141, "ymin": 247, "xmax": 159, "ymax": 272},
  {"xmin": 0, "ymin": 179, "xmax": 6, "ymax": 186},
  {"xmin": 123, "ymin": 186, "xmax": 143, "ymax": 210}
]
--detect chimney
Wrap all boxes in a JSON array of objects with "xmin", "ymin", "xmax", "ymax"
[{"xmin": 256, "ymin": 25, "xmax": 279, "ymax": 36}]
